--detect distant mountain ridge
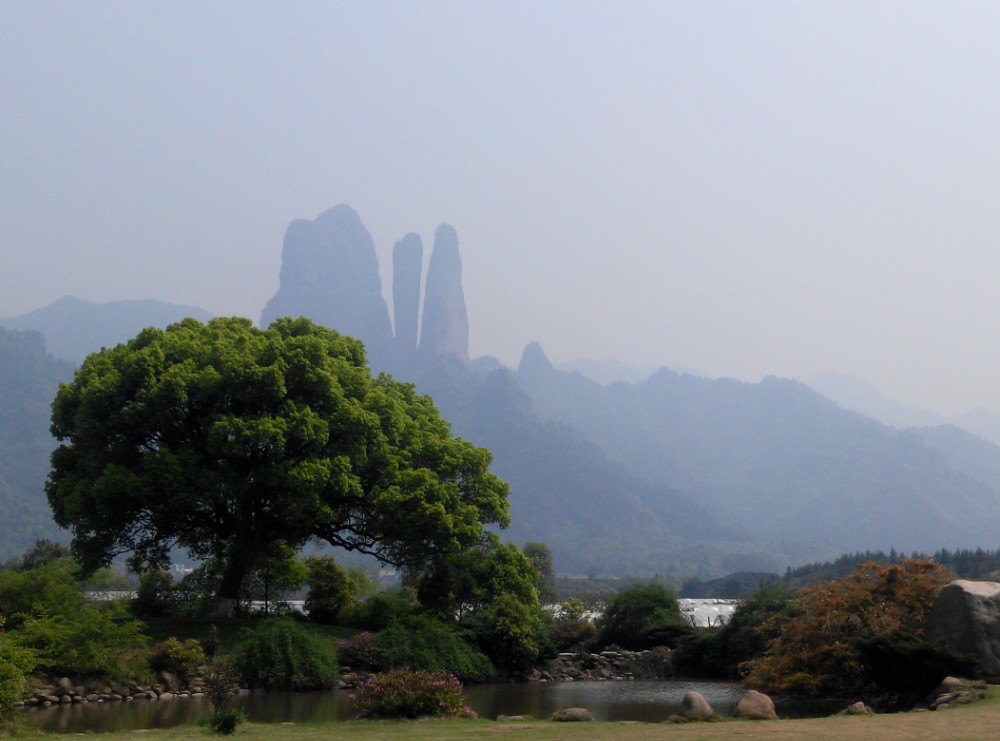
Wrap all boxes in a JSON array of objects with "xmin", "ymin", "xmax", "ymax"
[{"xmin": 0, "ymin": 296, "xmax": 213, "ymax": 364}]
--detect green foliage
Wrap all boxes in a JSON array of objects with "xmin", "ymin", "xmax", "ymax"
[
  {"xmin": 559, "ymin": 598, "xmax": 587, "ymax": 621},
  {"xmin": 243, "ymin": 543, "xmax": 307, "ymax": 616},
  {"xmin": 132, "ymin": 570, "xmax": 177, "ymax": 618},
  {"xmin": 546, "ymin": 618, "xmax": 597, "ymax": 652},
  {"xmin": 46, "ymin": 317, "xmax": 510, "ymax": 613},
  {"xmin": 855, "ymin": 631, "xmax": 981, "ymax": 701},
  {"xmin": 377, "ymin": 615, "xmax": 495, "ymax": 682},
  {"xmin": 0, "ymin": 620, "xmax": 36, "ymax": 713},
  {"xmin": 15, "ymin": 602, "xmax": 147, "ymax": 678},
  {"xmin": 746, "ymin": 560, "xmax": 953, "ymax": 697},
  {"xmin": 348, "ymin": 590, "xmax": 418, "ymax": 631},
  {"xmin": 149, "ymin": 637, "xmax": 206, "ymax": 676},
  {"xmin": 351, "ymin": 668, "xmax": 474, "ymax": 719},
  {"xmin": 523, "ymin": 542, "xmax": 557, "ymax": 605},
  {"xmin": 304, "ymin": 556, "xmax": 358, "ymax": 624},
  {"xmin": 673, "ymin": 587, "xmax": 795, "ymax": 679},
  {"xmin": 0, "ymin": 558, "xmax": 81, "ymax": 626},
  {"xmin": 598, "ymin": 583, "xmax": 691, "ymax": 650},
  {"xmin": 17, "ymin": 540, "xmax": 72, "ymax": 571},
  {"xmin": 233, "ymin": 618, "xmax": 337, "ymax": 691},
  {"xmin": 200, "ymin": 709, "xmax": 246, "ymax": 735}
]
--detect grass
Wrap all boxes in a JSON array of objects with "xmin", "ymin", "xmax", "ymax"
[
  {"xmin": 142, "ymin": 617, "xmax": 358, "ymax": 655},
  {"xmin": 14, "ymin": 686, "xmax": 998, "ymax": 739}
]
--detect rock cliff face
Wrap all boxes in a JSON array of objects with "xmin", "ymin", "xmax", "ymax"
[
  {"xmin": 924, "ymin": 579, "xmax": 1000, "ymax": 680},
  {"xmin": 392, "ymin": 233, "xmax": 423, "ymax": 363},
  {"xmin": 261, "ymin": 205, "xmax": 393, "ymax": 370},
  {"xmin": 418, "ymin": 224, "xmax": 469, "ymax": 363}
]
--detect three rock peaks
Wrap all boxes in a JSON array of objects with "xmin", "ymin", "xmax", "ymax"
[{"xmin": 261, "ymin": 205, "xmax": 469, "ymax": 375}]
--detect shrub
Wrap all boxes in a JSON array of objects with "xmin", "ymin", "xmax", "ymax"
[
  {"xmin": 855, "ymin": 630, "xmax": 981, "ymax": 701},
  {"xmin": 745, "ymin": 559, "xmax": 953, "ymax": 697},
  {"xmin": 337, "ymin": 631, "xmax": 383, "ymax": 670},
  {"xmin": 598, "ymin": 584, "xmax": 691, "ymax": 650},
  {"xmin": 15, "ymin": 603, "xmax": 147, "ymax": 678},
  {"xmin": 673, "ymin": 587, "xmax": 795, "ymax": 679},
  {"xmin": 233, "ymin": 618, "xmax": 337, "ymax": 690},
  {"xmin": 132, "ymin": 570, "xmax": 177, "ymax": 618},
  {"xmin": 200, "ymin": 709, "xmax": 246, "ymax": 735},
  {"xmin": 0, "ymin": 622, "xmax": 36, "ymax": 714},
  {"xmin": 149, "ymin": 637, "xmax": 206, "ymax": 676},
  {"xmin": 348, "ymin": 590, "xmax": 418, "ymax": 631},
  {"xmin": 304, "ymin": 556, "xmax": 359, "ymax": 624},
  {"xmin": 351, "ymin": 668, "xmax": 474, "ymax": 718},
  {"xmin": 546, "ymin": 618, "xmax": 597, "ymax": 652},
  {"xmin": 378, "ymin": 615, "xmax": 495, "ymax": 681},
  {"xmin": 474, "ymin": 593, "xmax": 542, "ymax": 674},
  {"xmin": 559, "ymin": 598, "xmax": 588, "ymax": 621}
]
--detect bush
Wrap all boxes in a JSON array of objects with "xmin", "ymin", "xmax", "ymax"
[
  {"xmin": 15, "ymin": 603, "xmax": 147, "ymax": 678},
  {"xmin": 304, "ymin": 556, "xmax": 359, "ymax": 624},
  {"xmin": 473, "ymin": 593, "xmax": 542, "ymax": 674},
  {"xmin": 546, "ymin": 618, "xmax": 597, "ymax": 652},
  {"xmin": 337, "ymin": 631, "xmax": 383, "ymax": 670},
  {"xmin": 351, "ymin": 668, "xmax": 474, "ymax": 718},
  {"xmin": 745, "ymin": 560, "xmax": 953, "ymax": 697},
  {"xmin": 233, "ymin": 618, "xmax": 337, "ymax": 690},
  {"xmin": 132, "ymin": 571, "xmax": 177, "ymax": 618},
  {"xmin": 200, "ymin": 709, "xmax": 246, "ymax": 735},
  {"xmin": 855, "ymin": 630, "xmax": 981, "ymax": 701},
  {"xmin": 673, "ymin": 587, "xmax": 794, "ymax": 679},
  {"xmin": 378, "ymin": 615, "xmax": 495, "ymax": 681},
  {"xmin": 149, "ymin": 637, "xmax": 206, "ymax": 676},
  {"xmin": 0, "ymin": 622, "xmax": 36, "ymax": 714},
  {"xmin": 348, "ymin": 590, "xmax": 418, "ymax": 631},
  {"xmin": 598, "ymin": 584, "xmax": 691, "ymax": 650}
]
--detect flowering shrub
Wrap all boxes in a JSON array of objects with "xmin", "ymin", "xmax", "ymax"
[
  {"xmin": 351, "ymin": 668, "xmax": 474, "ymax": 718},
  {"xmin": 337, "ymin": 631, "xmax": 383, "ymax": 670}
]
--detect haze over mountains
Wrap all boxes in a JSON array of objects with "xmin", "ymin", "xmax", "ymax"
[{"xmin": 1, "ymin": 204, "xmax": 998, "ymax": 575}]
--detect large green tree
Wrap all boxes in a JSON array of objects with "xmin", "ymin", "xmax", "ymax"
[{"xmin": 46, "ymin": 317, "xmax": 509, "ymax": 616}]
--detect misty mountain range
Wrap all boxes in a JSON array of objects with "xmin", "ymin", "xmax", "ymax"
[{"xmin": 1, "ymin": 204, "xmax": 999, "ymax": 575}]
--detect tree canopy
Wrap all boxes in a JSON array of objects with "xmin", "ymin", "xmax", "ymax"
[{"xmin": 46, "ymin": 317, "xmax": 510, "ymax": 615}]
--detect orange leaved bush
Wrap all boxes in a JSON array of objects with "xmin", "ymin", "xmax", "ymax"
[{"xmin": 743, "ymin": 559, "xmax": 952, "ymax": 697}]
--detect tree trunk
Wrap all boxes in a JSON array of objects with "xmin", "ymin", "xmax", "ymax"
[{"xmin": 207, "ymin": 557, "xmax": 248, "ymax": 619}]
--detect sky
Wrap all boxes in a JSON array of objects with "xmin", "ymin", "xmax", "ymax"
[{"xmin": 2, "ymin": 1, "xmax": 998, "ymax": 417}]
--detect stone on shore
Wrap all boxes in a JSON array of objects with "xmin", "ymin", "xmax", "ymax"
[
  {"xmin": 552, "ymin": 707, "xmax": 593, "ymax": 722},
  {"xmin": 734, "ymin": 690, "xmax": 777, "ymax": 720},
  {"xmin": 680, "ymin": 690, "xmax": 714, "ymax": 720}
]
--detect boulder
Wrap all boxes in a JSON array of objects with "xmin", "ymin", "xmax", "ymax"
[
  {"xmin": 680, "ymin": 691, "xmax": 714, "ymax": 720},
  {"xmin": 734, "ymin": 690, "xmax": 777, "ymax": 720},
  {"xmin": 843, "ymin": 701, "xmax": 871, "ymax": 715},
  {"xmin": 924, "ymin": 580, "xmax": 1000, "ymax": 680},
  {"xmin": 552, "ymin": 707, "xmax": 593, "ymax": 722}
]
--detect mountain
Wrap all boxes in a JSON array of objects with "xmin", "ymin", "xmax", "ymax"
[
  {"xmin": 0, "ymin": 328, "xmax": 74, "ymax": 557},
  {"xmin": 951, "ymin": 407, "xmax": 1000, "ymax": 448},
  {"xmin": 0, "ymin": 296, "xmax": 213, "ymax": 365},
  {"xmin": 556, "ymin": 357, "xmax": 702, "ymax": 385},
  {"xmin": 415, "ymin": 356, "xmax": 783, "ymax": 577},
  {"xmin": 518, "ymin": 347, "xmax": 1000, "ymax": 556},
  {"xmin": 803, "ymin": 372, "xmax": 945, "ymax": 429}
]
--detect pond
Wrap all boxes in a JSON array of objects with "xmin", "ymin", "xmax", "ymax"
[{"xmin": 22, "ymin": 680, "xmax": 744, "ymax": 733}]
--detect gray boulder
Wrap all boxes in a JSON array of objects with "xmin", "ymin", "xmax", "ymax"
[
  {"xmin": 734, "ymin": 690, "xmax": 777, "ymax": 720},
  {"xmin": 924, "ymin": 580, "xmax": 1000, "ymax": 680},
  {"xmin": 679, "ymin": 690, "xmax": 714, "ymax": 720},
  {"xmin": 552, "ymin": 707, "xmax": 593, "ymax": 722}
]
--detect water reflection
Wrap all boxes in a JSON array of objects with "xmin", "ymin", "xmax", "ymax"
[{"xmin": 23, "ymin": 680, "xmax": 743, "ymax": 733}]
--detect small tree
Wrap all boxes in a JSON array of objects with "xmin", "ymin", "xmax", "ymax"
[
  {"xmin": 243, "ymin": 543, "xmax": 307, "ymax": 616},
  {"xmin": 523, "ymin": 542, "xmax": 557, "ymax": 605},
  {"xmin": 304, "ymin": 556, "xmax": 358, "ymax": 624},
  {"xmin": 745, "ymin": 559, "xmax": 953, "ymax": 697},
  {"xmin": 598, "ymin": 583, "xmax": 690, "ymax": 650}
]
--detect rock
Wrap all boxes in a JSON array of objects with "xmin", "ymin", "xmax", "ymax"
[
  {"xmin": 85, "ymin": 694, "xmax": 100, "ymax": 702},
  {"xmin": 734, "ymin": 690, "xmax": 778, "ymax": 720},
  {"xmin": 924, "ymin": 579, "xmax": 1000, "ymax": 680},
  {"xmin": 55, "ymin": 677, "xmax": 73, "ymax": 696},
  {"xmin": 44, "ymin": 694, "xmax": 60, "ymax": 704},
  {"xmin": 392, "ymin": 232, "xmax": 423, "ymax": 367},
  {"xmin": 497, "ymin": 714, "xmax": 531, "ymax": 721},
  {"xmin": 844, "ymin": 701, "xmax": 870, "ymax": 715},
  {"xmin": 680, "ymin": 691, "xmax": 714, "ymax": 720},
  {"xmin": 158, "ymin": 671, "xmax": 180, "ymax": 691},
  {"xmin": 261, "ymin": 205, "xmax": 394, "ymax": 371},
  {"xmin": 159, "ymin": 692, "xmax": 174, "ymax": 700},
  {"xmin": 418, "ymin": 224, "xmax": 469, "ymax": 364},
  {"xmin": 552, "ymin": 707, "xmax": 593, "ymax": 722},
  {"xmin": 191, "ymin": 692, "xmax": 206, "ymax": 698},
  {"xmin": 59, "ymin": 695, "xmax": 72, "ymax": 703}
]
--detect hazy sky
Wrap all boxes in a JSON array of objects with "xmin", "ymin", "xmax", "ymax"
[{"xmin": 3, "ymin": 2, "xmax": 998, "ymax": 416}]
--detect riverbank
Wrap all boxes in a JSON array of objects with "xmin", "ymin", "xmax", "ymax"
[{"xmin": 12, "ymin": 685, "xmax": 997, "ymax": 738}]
